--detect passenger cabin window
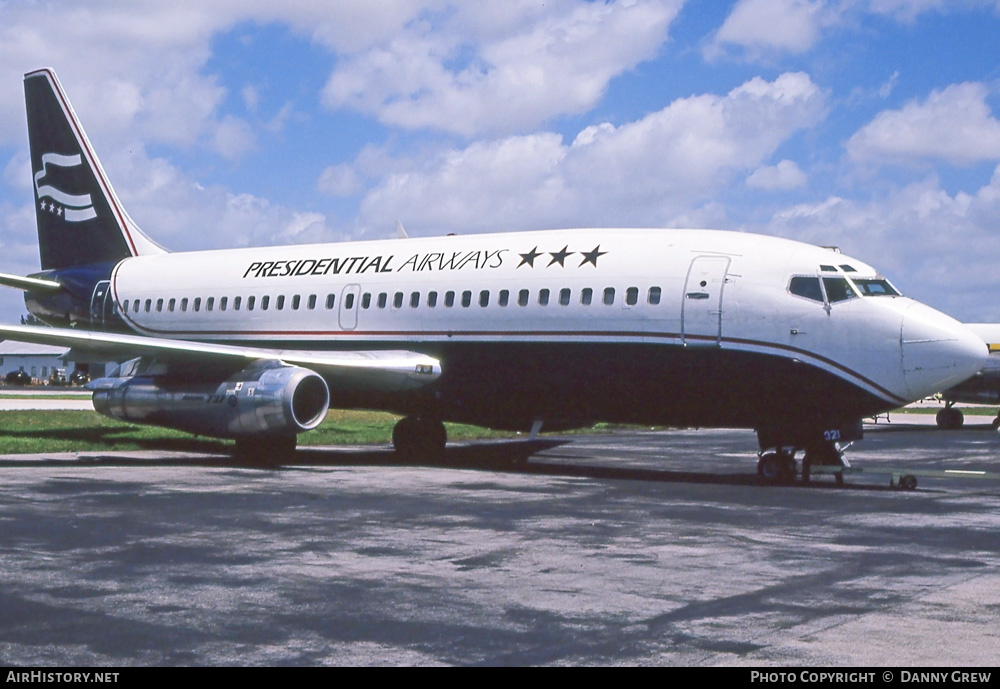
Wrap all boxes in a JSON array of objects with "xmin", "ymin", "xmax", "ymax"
[
  {"xmin": 823, "ymin": 277, "xmax": 856, "ymax": 303},
  {"xmin": 292, "ymin": 295, "xmax": 301, "ymax": 310},
  {"xmin": 538, "ymin": 289, "xmax": 550, "ymax": 306},
  {"xmin": 518, "ymin": 289, "xmax": 529, "ymax": 307},
  {"xmin": 789, "ymin": 277, "xmax": 824, "ymax": 303},
  {"xmin": 344, "ymin": 293, "xmax": 355, "ymax": 310},
  {"xmin": 445, "ymin": 291, "xmax": 455, "ymax": 307},
  {"xmin": 479, "ymin": 290, "xmax": 489, "ymax": 307},
  {"xmin": 603, "ymin": 288, "xmax": 615, "ymax": 305},
  {"xmin": 559, "ymin": 288, "xmax": 571, "ymax": 306},
  {"xmin": 378, "ymin": 293, "xmax": 387, "ymax": 309},
  {"xmin": 461, "ymin": 290, "xmax": 472, "ymax": 307},
  {"xmin": 427, "ymin": 291, "xmax": 438, "ymax": 307},
  {"xmin": 410, "ymin": 292, "xmax": 420, "ymax": 308},
  {"xmin": 325, "ymin": 294, "xmax": 335, "ymax": 309},
  {"xmin": 626, "ymin": 287, "xmax": 638, "ymax": 306},
  {"xmin": 648, "ymin": 287, "xmax": 661, "ymax": 305},
  {"xmin": 308, "ymin": 295, "xmax": 317, "ymax": 309},
  {"xmin": 498, "ymin": 290, "xmax": 509, "ymax": 307},
  {"xmin": 277, "ymin": 295, "xmax": 285, "ymax": 310},
  {"xmin": 362, "ymin": 293, "xmax": 371, "ymax": 309},
  {"xmin": 260, "ymin": 296, "xmax": 268, "ymax": 310},
  {"xmin": 220, "ymin": 297, "xmax": 228, "ymax": 311},
  {"xmin": 393, "ymin": 292, "xmax": 404, "ymax": 309},
  {"xmin": 247, "ymin": 296, "xmax": 256, "ymax": 311},
  {"xmin": 193, "ymin": 298, "xmax": 201, "ymax": 312},
  {"xmin": 234, "ymin": 296, "xmax": 242, "ymax": 311},
  {"xmin": 206, "ymin": 297, "xmax": 214, "ymax": 311},
  {"xmin": 581, "ymin": 288, "xmax": 593, "ymax": 306}
]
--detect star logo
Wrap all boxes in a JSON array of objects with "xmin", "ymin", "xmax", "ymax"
[
  {"xmin": 518, "ymin": 246, "xmax": 541, "ymax": 268},
  {"xmin": 578, "ymin": 245, "xmax": 607, "ymax": 267},
  {"xmin": 547, "ymin": 245, "xmax": 573, "ymax": 267}
]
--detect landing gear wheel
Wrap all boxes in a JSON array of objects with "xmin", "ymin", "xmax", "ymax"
[
  {"xmin": 936, "ymin": 406, "xmax": 964, "ymax": 430},
  {"xmin": 804, "ymin": 440, "xmax": 848, "ymax": 487},
  {"xmin": 991, "ymin": 417, "xmax": 1000, "ymax": 431},
  {"xmin": 898, "ymin": 474, "xmax": 918, "ymax": 491},
  {"xmin": 392, "ymin": 416, "xmax": 447, "ymax": 461},
  {"xmin": 233, "ymin": 434, "xmax": 297, "ymax": 467},
  {"xmin": 757, "ymin": 451, "xmax": 795, "ymax": 485}
]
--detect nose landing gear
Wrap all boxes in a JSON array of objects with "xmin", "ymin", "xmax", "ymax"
[{"xmin": 757, "ymin": 441, "xmax": 849, "ymax": 486}]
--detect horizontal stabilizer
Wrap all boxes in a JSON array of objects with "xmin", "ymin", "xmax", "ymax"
[{"xmin": 0, "ymin": 271, "xmax": 62, "ymax": 293}]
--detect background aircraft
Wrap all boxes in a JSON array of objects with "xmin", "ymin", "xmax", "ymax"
[{"xmin": 934, "ymin": 324, "xmax": 1000, "ymax": 429}]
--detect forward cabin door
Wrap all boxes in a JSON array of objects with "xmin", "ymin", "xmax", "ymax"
[{"xmin": 681, "ymin": 256, "xmax": 730, "ymax": 347}]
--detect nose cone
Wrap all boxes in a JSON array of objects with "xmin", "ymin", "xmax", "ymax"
[{"xmin": 901, "ymin": 302, "xmax": 988, "ymax": 400}]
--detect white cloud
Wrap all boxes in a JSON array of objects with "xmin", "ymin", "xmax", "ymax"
[
  {"xmin": 865, "ymin": 0, "xmax": 999, "ymax": 22},
  {"xmin": 708, "ymin": 0, "xmax": 831, "ymax": 58},
  {"xmin": 747, "ymin": 160, "xmax": 807, "ymax": 190},
  {"xmin": 318, "ymin": 164, "xmax": 365, "ymax": 197},
  {"xmin": 764, "ymin": 167, "xmax": 1000, "ymax": 321},
  {"xmin": 322, "ymin": 0, "xmax": 683, "ymax": 136},
  {"xmin": 212, "ymin": 116, "xmax": 257, "ymax": 161},
  {"xmin": 847, "ymin": 82, "xmax": 1000, "ymax": 166},
  {"xmin": 356, "ymin": 73, "xmax": 827, "ymax": 232}
]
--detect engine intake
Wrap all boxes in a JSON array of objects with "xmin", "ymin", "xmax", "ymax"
[{"xmin": 90, "ymin": 360, "xmax": 330, "ymax": 439}]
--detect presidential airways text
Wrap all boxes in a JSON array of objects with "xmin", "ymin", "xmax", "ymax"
[{"xmin": 243, "ymin": 249, "xmax": 508, "ymax": 279}]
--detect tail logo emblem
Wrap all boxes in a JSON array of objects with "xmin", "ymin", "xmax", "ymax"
[{"xmin": 34, "ymin": 152, "xmax": 97, "ymax": 222}]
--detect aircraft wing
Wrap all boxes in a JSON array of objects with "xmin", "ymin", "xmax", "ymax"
[{"xmin": 0, "ymin": 324, "xmax": 440, "ymax": 393}]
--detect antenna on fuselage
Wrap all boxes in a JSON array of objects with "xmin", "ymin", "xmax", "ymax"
[{"xmin": 395, "ymin": 220, "xmax": 409, "ymax": 239}]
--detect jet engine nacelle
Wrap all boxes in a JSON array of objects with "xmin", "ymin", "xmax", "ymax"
[{"xmin": 90, "ymin": 360, "xmax": 330, "ymax": 439}]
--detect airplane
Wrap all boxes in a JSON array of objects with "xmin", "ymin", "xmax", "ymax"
[
  {"xmin": 0, "ymin": 68, "xmax": 988, "ymax": 482},
  {"xmin": 933, "ymin": 324, "xmax": 1000, "ymax": 429}
]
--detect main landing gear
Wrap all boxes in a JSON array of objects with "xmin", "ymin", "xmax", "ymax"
[
  {"xmin": 233, "ymin": 434, "xmax": 297, "ymax": 467},
  {"xmin": 392, "ymin": 416, "xmax": 447, "ymax": 460},
  {"xmin": 757, "ymin": 441, "xmax": 849, "ymax": 486}
]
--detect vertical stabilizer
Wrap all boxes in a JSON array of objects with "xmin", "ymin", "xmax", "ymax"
[{"xmin": 24, "ymin": 68, "xmax": 165, "ymax": 271}]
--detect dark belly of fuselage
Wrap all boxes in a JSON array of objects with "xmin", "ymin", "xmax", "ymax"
[{"xmin": 319, "ymin": 341, "xmax": 889, "ymax": 434}]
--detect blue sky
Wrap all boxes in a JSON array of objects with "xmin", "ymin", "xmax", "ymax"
[{"xmin": 2, "ymin": 0, "xmax": 1000, "ymax": 323}]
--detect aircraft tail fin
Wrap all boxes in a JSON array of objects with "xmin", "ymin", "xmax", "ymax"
[{"xmin": 24, "ymin": 68, "xmax": 165, "ymax": 271}]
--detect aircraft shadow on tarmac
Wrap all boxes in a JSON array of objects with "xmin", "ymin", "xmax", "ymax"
[{"xmin": 0, "ymin": 436, "xmax": 894, "ymax": 491}]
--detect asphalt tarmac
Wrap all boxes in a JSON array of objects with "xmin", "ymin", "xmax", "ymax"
[{"xmin": 1, "ymin": 423, "xmax": 999, "ymax": 667}]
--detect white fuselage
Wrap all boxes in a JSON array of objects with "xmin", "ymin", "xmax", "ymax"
[{"xmin": 107, "ymin": 227, "xmax": 984, "ymax": 421}]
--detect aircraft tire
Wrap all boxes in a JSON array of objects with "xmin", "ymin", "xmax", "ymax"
[
  {"xmin": 393, "ymin": 416, "xmax": 446, "ymax": 460},
  {"xmin": 757, "ymin": 452, "xmax": 793, "ymax": 485},
  {"xmin": 935, "ymin": 407, "xmax": 964, "ymax": 430}
]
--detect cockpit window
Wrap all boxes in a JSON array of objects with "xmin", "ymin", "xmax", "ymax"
[
  {"xmin": 839, "ymin": 264, "xmax": 857, "ymax": 273},
  {"xmin": 823, "ymin": 277, "xmax": 857, "ymax": 303},
  {"xmin": 820, "ymin": 265, "xmax": 837, "ymax": 272},
  {"xmin": 789, "ymin": 276, "xmax": 824, "ymax": 303},
  {"xmin": 851, "ymin": 278, "xmax": 900, "ymax": 297}
]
